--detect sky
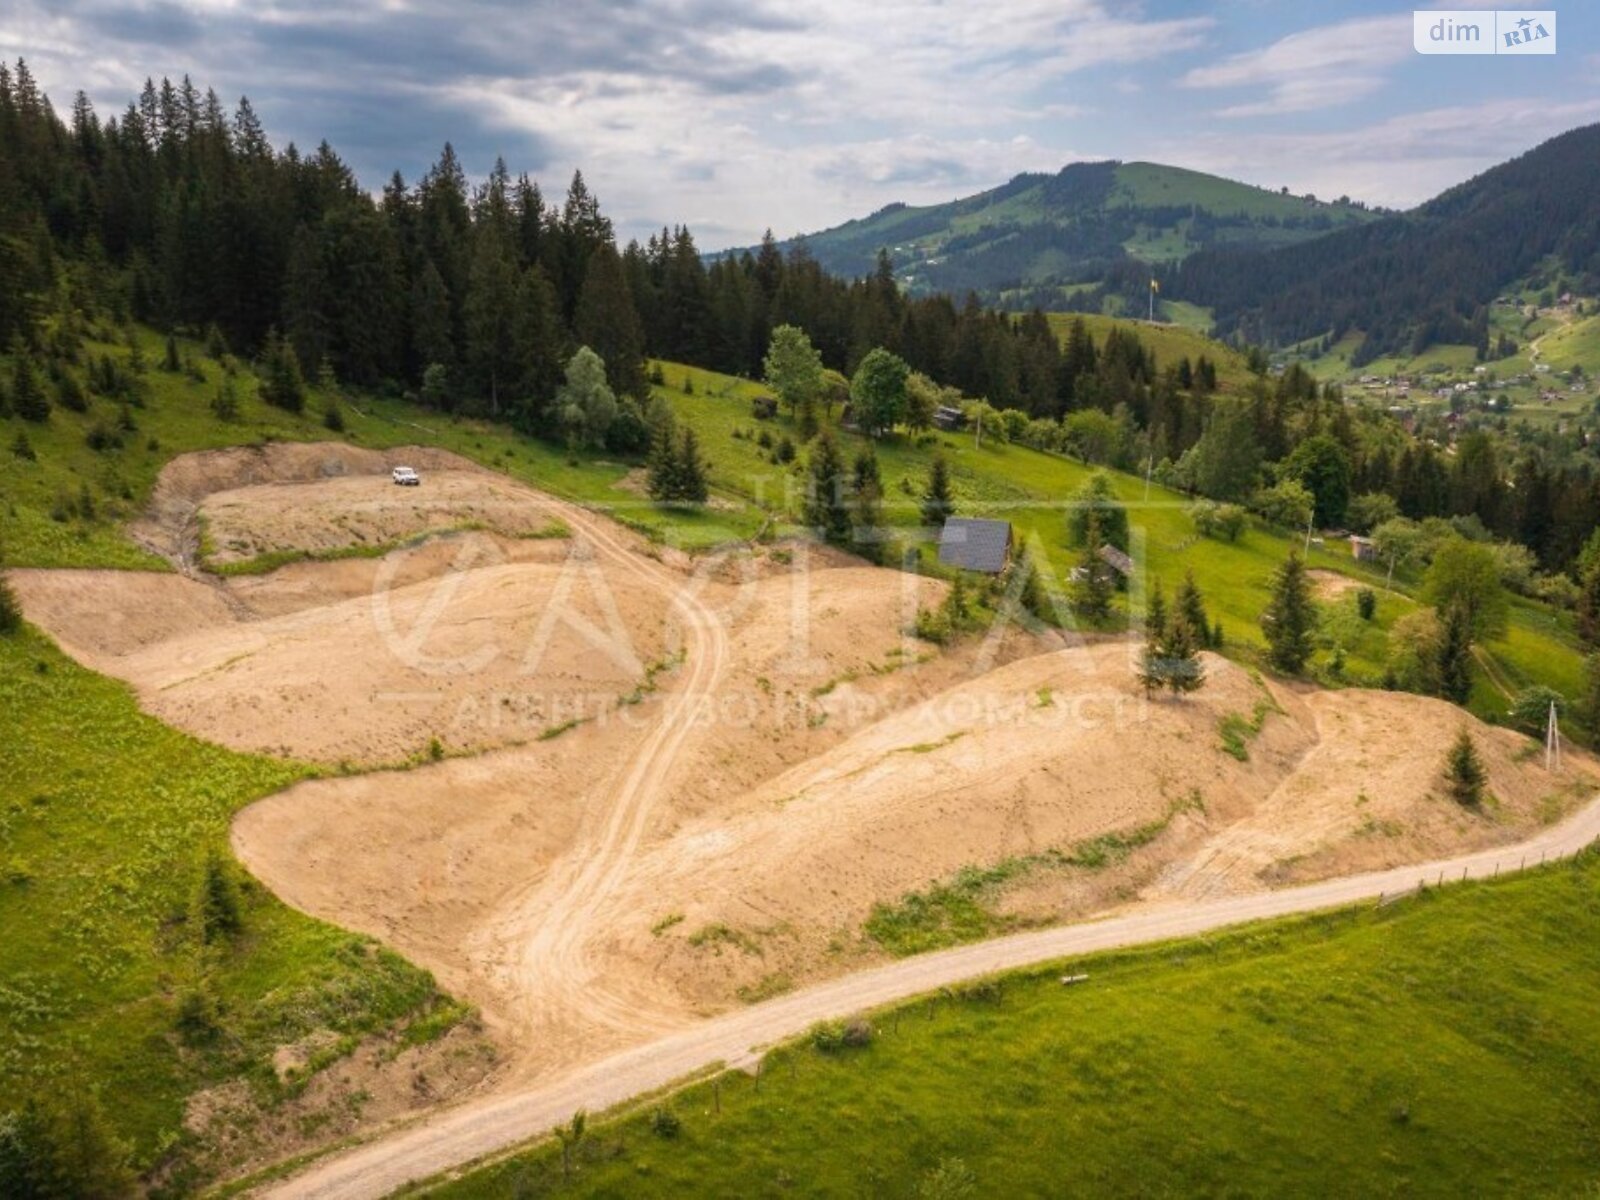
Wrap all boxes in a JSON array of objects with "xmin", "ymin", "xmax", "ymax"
[{"xmin": 3, "ymin": 1, "xmax": 1599, "ymax": 249}]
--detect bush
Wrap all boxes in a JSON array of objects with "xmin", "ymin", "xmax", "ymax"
[
  {"xmin": 85, "ymin": 420, "xmax": 122, "ymax": 452},
  {"xmin": 1357, "ymin": 588, "xmax": 1376, "ymax": 621},
  {"xmin": 842, "ymin": 1017, "xmax": 874, "ymax": 1047},
  {"xmin": 751, "ymin": 394, "xmax": 777, "ymax": 419},
  {"xmin": 1508, "ymin": 686, "xmax": 1564, "ymax": 734},
  {"xmin": 648, "ymin": 1107, "xmax": 681, "ymax": 1139},
  {"xmin": 1251, "ymin": 479, "xmax": 1315, "ymax": 531},
  {"xmin": 1191, "ymin": 500, "xmax": 1247, "ymax": 542}
]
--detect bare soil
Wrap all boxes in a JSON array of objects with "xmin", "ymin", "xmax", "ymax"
[{"xmin": 13, "ymin": 442, "xmax": 1595, "ymax": 1178}]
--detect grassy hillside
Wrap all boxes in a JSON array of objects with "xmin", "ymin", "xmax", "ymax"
[
  {"xmin": 423, "ymin": 852, "xmax": 1600, "ymax": 1198},
  {"xmin": 0, "ymin": 323, "xmax": 1578, "ymax": 721},
  {"xmin": 765, "ymin": 161, "xmax": 1374, "ymax": 297},
  {"xmin": 650, "ymin": 361, "xmax": 1579, "ymax": 724},
  {"xmin": 0, "ymin": 625, "xmax": 451, "ymax": 1175},
  {"xmin": 1042, "ymin": 312, "xmax": 1255, "ymax": 391},
  {"xmin": 0, "ymin": 327, "xmax": 768, "ymax": 572}
]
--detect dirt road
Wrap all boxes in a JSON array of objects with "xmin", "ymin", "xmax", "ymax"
[
  {"xmin": 465, "ymin": 496, "xmax": 732, "ymax": 1060},
  {"xmin": 261, "ymin": 789, "xmax": 1600, "ymax": 1199}
]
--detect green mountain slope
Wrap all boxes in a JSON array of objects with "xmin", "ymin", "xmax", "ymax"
[{"xmin": 771, "ymin": 161, "xmax": 1377, "ymax": 301}]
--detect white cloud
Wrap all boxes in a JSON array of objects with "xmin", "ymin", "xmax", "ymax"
[
  {"xmin": 1152, "ymin": 96, "xmax": 1600, "ymax": 208},
  {"xmin": 1182, "ymin": 13, "xmax": 1411, "ymax": 117}
]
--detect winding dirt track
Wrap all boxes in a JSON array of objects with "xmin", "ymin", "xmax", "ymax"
[
  {"xmin": 262, "ymin": 789, "xmax": 1600, "ymax": 1199},
  {"xmin": 465, "ymin": 499, "xmax": 731, "ymax": 1055}
]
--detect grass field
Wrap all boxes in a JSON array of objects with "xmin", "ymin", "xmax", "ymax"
[
  {"xmin": 0, "ymin": 327, "xmax": 767, "ymax": 571},
  {"xmin": 420, "ymin": 852, "xmax": 1600, "ymax": 1199},
  {"xmin": 1042, "ymin": 312, "xmax": 1254, "ymax": 392},
  {"xmin": 0, "ymin": 625, "xmax": 451, "ymax": 1173},
  {"xmin": 649, "ymin": 360, "xmax": 1581, "ymax": 724}
]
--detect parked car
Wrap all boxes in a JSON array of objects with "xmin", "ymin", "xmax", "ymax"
[{"xmin": 392, "ymin": 466, "xmax": 420, "ymax": 486}]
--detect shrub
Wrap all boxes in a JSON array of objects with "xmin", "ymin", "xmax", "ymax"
[
  {"xmin": 1357, "ymin": 588, "xmax": 1376, "ymax": 621},
  {"xmin": 1508, "ymin": 686, "xmax": 1564, "ymax": 734},
  {"xmin": 648, "ymin": 1107, "xmax": 681, "ymax": 1139},
  {"xmin": 1444, "ymin": 730, "xmax": 1486, "ymax": 807},
  {"xmin": 9, "ymin": 431, "xmax": 35, "ymax": 461},
  {"xmin": 842, "ymin": 1017, "xmax": 874, "ymax": 1047},
  {"xmin": 1191, "ymin": 500, "xmax": 1247, "ymax": 542},
  {"xmin": 85, "ymin": 420, "xmax": 122, "ymax": 452},
  {"xmin": 775, "ymin": 436, "xmax": 796, "ymax": 464}
]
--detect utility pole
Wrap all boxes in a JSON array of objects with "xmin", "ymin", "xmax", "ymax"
[{"xmin": 1546, "ymin": 700, "xmax": 1562, "ymax": 772}]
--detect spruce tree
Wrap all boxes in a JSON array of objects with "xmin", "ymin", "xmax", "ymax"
[
  {"xmin": 1137, "ymin": 579, "xmax": 1169, "ymax": 697},
  {"xmin": 1175, "ymin": 570, "xmax": 1212, "ymax": 649},
  {"xmin": 645, "ymin": 408, "xmax": 681, "ymax": 501},
  {"xmin": 1075, "ymin": 511, "xmax": 1115, "ymax": 623},
  {"xmin": 1261, "ymin": 552, "xmax": 1317, "ymax": 674},
  {"xmin": 0, "ymin": 572, "xmax": 21, "ymax": 635},
  {"xmin": 1577, "ymin": 561, "xmax": 1600, "ymax": 650},
  {"xmin": 574, "ymin": 243, "xmax": 648, "ymax": 401},
  {"xmin": 1444, "ymin": 728, "xmax": 1486, "ymax": 807},
  {"xmin": 257, "ymin": 329, "xmax": 305, "ymax": 413},
  {"xmin": 196, "ymin": 850, "xmax": 243, "ymax": 943},
  {"xmin": 851, "ymin": 447, "xmax": 884, "ymax": 560},
  {"xmin": 11, "ymin": 354, "xmax": 49, "ymax": 422},
  {"xmin": 676, "ymin": 428, "xmax": 708, "ymax": 504},
  {"xmin": 163, "ymin": 331, "xmax": 181, "ymax": 372},
  {"xmin": 1437, "ymin": 599, "xmax": 1475, "ymax": 705},
  {"xmin": 921, "ymin": 455, "xmax": 954, "ymax": 528},
  {"xmin": 804, "ymin": 432, "xmax": 851, "ymax": 545},
  {"xmin": 1164, "ymin": 614, "xmax": 1207, "ymax": 697}
]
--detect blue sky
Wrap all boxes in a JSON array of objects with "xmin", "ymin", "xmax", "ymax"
[{"xmin": 4, "ymin": 1, "xmax": 1598, "ymax": 248}]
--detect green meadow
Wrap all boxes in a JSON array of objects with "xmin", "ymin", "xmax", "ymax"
[
  {"xmin": 421, "ymin": 853, "xmax": 1600, "ymax": 1199},
  {"xmin": 0, "ymin": 626, "xmax": 451, "ymax": 1173},
  {"xmin": 648, "ymin": 360, "xmax": 1581, "ymax": 725}
]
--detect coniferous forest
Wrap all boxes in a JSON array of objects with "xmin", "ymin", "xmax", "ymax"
[{"xmin": 1, "ymin": 65, "xmax": 1599, "ymax": 579}]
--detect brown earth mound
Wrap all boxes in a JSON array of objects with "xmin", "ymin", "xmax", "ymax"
[{"xmin": 14, "ymin": 442, "xmax": 1596, "ymax": 1093}]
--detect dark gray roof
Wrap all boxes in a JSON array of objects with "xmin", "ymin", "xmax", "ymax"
[
  {"xmin": 938, "ymin": 517, "xmax": 1012, "ymax": 573},
  {"xmin": 1097, "ymin": 544, "xmax": 1134, "ymax": 576}
]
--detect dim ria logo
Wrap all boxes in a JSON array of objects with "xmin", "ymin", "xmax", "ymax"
[{"xmin": 1414, "ymin": 10, "xmax": 1555, "ymax": 55}]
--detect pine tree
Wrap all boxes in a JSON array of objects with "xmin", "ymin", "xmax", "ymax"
[
  {"xmin": 1009, "ymin": 541, "xmax": 1049, "ymax": 624},
  {"xmin": 11, "ymin": 353, "xmax": 49, "ymax": 422},
  {"xmin": 1577, "ymin": 561, "xmax": 1600, "ymax": 650},
  {"xmin": 1075, "ymin": 512, "xmax": 1114, "ymax": 623},
  {"xmin": 1444, "ymin": 728, "xmax": 1486, "ymax": 807},
  {"xmin": 196, "ymin": 850, "xmax": 242, "ymax": 943},
  {"xmin": 1261, "ymin": 552, "xmax": 1317, "ymax": 674},
  {"xmin": 1164, "ymin": 614, "xmax": 1206, "ymax": 697},
  {"xmin": 921, "ymin": 455, "xmax": 954, "ymax": 528},
  {"xmin": 646, "ymin": 407, "xmax": 681, "ymax": 501},
  {"xmin": 804, "ymin": 432, "xmax": 851, "ymax": 545},
  {"xmin": 1437, "ymin": 599, "xmax": 1475, "ymax": 705},
  {"xmin": 1144, "ymin": 578, "xmax": 1169, "ymax": 644},
  {"xmin": 1175, "ymin": 570, "xmax": 1212, "ymax": 648},
  {"xmin": 850, "ymin": 447, "xmax": 884, "ymax": 560},
  {"xmin": 0, "ymin": 572, "xmax": 22, "ymax": 635},
  {"xmin": 257, "ymin": 329, "xmax": 305, "ymax": 413},
  {"xmin": 574, "ymin": 242, "xmax": 648, "ymax": 401},
  {"xmin": 676, "ymin": 428, "xmax": 708, "ymax": 503},
  {"xmin": 211, "ymin": 377, "xmax": 239, "ymax": 422},
  {"xmin": 1, "ymin": 1090, "xmax": 135, "ymax": 1198}
]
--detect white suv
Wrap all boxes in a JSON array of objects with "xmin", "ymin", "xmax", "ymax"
[{"xmin": 391, "ymin": 466, "xmax": 420, "ymax": 486}]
